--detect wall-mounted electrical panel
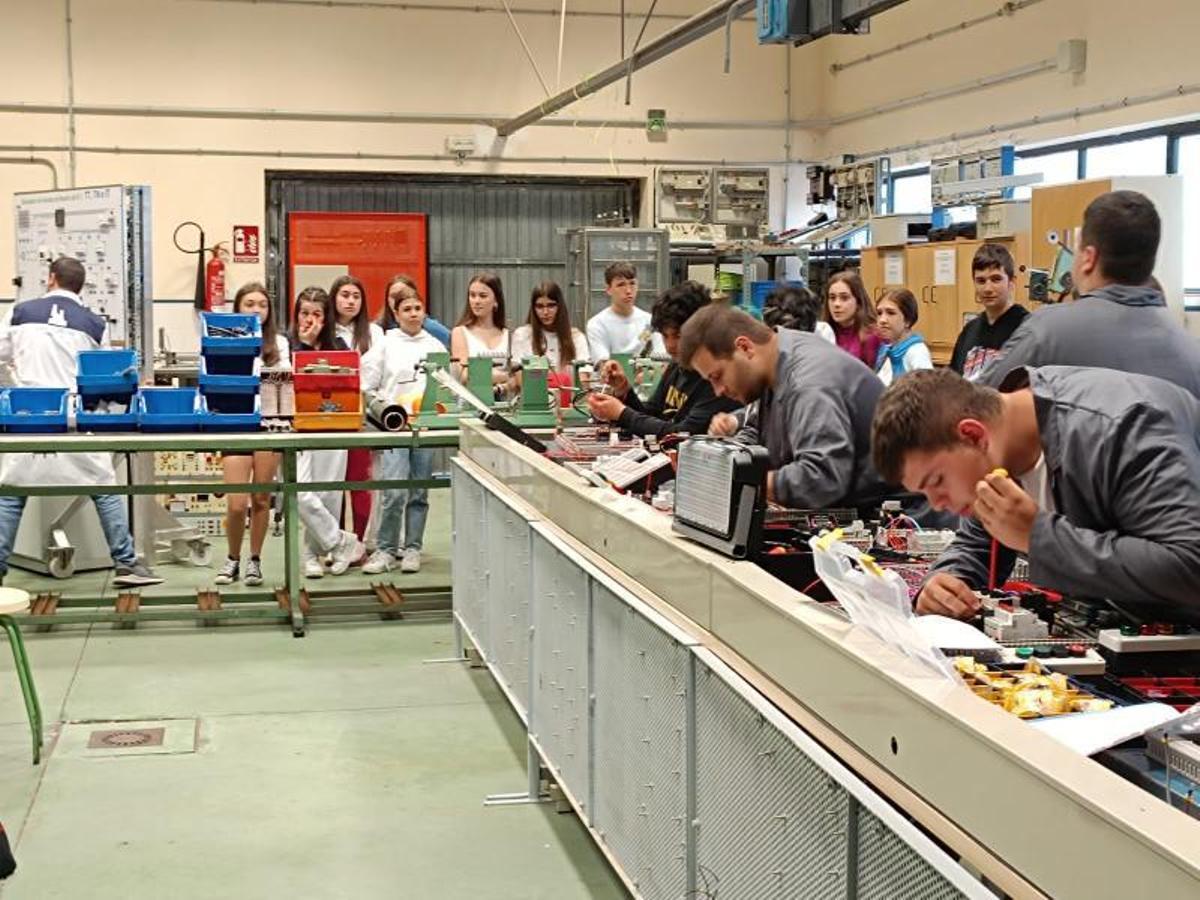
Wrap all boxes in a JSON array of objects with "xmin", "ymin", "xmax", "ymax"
[
  {"xmin": 833, "ymin": 159, "xmax": 889, "ymax": 223},
  {"xmin": 13, "ymin": 184, "xmax": 153, "ymax": 371},
  {"xmin": 931, "ymin": 145, "xmax": 1015, "ymax": 207},
  {"xmin": 713, "ymin": 167, "xmax": 770, "ymax": 231},
  {"xmin": 655, "ymin": 167, "xmax": 769, "ymax": 236},
  {"xmin": 656, "ymin": 168, "xmax": 711, "ymax": 224}
]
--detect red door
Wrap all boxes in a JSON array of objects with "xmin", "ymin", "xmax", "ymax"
[{"xmin": 287, "ymin": 211, "xmax": 428, "ymax": 320}]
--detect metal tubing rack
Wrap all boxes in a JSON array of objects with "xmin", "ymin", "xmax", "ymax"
[{"xmin": 0, "ymin": 429, "xmax": 460, "ymax": 637}]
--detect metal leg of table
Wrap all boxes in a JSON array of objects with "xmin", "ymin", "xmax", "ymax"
[
  {"xmin": 0, "ymin": 615, "xmax": 43, "ymax": 764},
  {"xmin": 483, "ymin": 737, "xmax": 546, "ymax": 807},
  {"xmin": 281, "ymin": 450, "xmax": 305, "ymax": 638}
]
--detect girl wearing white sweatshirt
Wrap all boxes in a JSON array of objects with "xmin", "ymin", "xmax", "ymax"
[{"xmin": 360, "ymin": 278, "xmax": 444, "ymax": 574}]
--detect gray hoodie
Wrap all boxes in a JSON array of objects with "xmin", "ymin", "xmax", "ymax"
[
  {"xmin": 736, "ymin": 330, "xmax": 888, "ymax": 509},
  {"xmin": 930, "ymin": 366, "xmax": 1200, "ymax": 624},
  {"xmin": 978, "ymin": 284, "xmax": 1200, "ymax": 397}
]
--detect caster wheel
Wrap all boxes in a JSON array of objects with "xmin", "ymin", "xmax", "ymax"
[
  {"xmin": 47, "ymin": 555, "xmax": 75, "ymax": 579},
  {"xmin": 189, "ymin": 543, "xmax": 213, "ymax": 568}
]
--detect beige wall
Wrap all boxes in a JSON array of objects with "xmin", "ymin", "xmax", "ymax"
[{"xmin": 4, "ymin": 0, "xmax": 1200, "ymax": 345}]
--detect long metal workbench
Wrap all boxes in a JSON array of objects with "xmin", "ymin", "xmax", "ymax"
[
  {"xmin": 0, "ymin": 429, "xmax": 459, "ymax": 636},
  {"xmin": 451, "ymin": 419, "xmax": 1200, "ymax": 900}
]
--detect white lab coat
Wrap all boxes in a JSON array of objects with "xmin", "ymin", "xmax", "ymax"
[{"xmin": 0, "ymin": 289, "xmax": 118, "ymax": 487}]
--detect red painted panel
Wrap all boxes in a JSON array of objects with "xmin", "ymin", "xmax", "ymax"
[{"xmin": 287, "ymin": 211, "xmax": 428, "ymax": 320}]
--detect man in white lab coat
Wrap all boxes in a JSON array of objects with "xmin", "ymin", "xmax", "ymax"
[{"xmin": 0, "ymin": 257, "xmax": 161, "ymax": 586}]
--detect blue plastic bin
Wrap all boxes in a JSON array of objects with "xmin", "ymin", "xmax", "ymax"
[
  {"xmin": 136, "ymin": 387, "xmax": 203, "ymax": 432},
  {"xmin": 75, "ymin": 393, "xmax": 139, "ymax": 432},
  {"xmin": 200, "ymin": 312, "xmax": 262, "ymax": 356},
  {"xmin": 201, "ymin": 393, "xmax": 261, "ymax": 432},
  {"xmin": 75, "ymin": 349, "xmax": 139, "ymax": 396},
  {"xmin": 199, "ymin": 354, "xmax": 261, "ymax": 394},
  {"xmin": 0, "ymin": 387, "xmax": 70, "ymax": 433}
]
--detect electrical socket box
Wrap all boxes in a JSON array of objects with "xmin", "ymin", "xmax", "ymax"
[
  {"xmin": 757, "ymin": 0, "xmax": 810, "ymax": 44},
  {"xmin": 656, "ymin": 168, "xmax": 711, "ymax": 224},
  {"xmin": 712, "ymin": 167, "xmax": 769, "ymax": 230}
]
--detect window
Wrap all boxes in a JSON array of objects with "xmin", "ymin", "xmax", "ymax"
[
  {"xmin": 1084, "ymin": 135, "xmax": 1167, "ymax": 178},
  {"xmin": 1013, "ymin": 150, "xmax": 1079, "ymax": 199},
  {"xmin": 1177, "ymin": 134, "xmax": 1200, "ymax": 290},
  {"xmin": 891, "ymin": 171, "xmax": 931, "ymax": 214}
]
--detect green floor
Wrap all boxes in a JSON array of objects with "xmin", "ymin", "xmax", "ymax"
[{"xmin": 0, "ymin": 495, "xmax": 630, "ymax": 899}]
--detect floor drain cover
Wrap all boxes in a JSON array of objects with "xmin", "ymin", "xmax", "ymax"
[{"xmin": 88, "ymin": 727, "xmax": 166, "ymax": 750}]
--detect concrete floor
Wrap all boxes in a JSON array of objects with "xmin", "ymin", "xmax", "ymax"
[{"xmin": 0, "ymin": 494, "xmax": 629, "ymax": 899}]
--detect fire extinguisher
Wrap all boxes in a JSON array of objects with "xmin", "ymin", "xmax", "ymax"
[{"xmin": 205, "ymin": 242, "xmax": 229, "ymax": 311}]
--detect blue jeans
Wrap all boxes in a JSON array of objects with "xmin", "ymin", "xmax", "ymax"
[
  {"xmin": 0, "ymin": 494, "xmax": 137, "ymax": 576},
  {"xmin": 375, "ymin": 448, "xmax": 434, "ymax": 554}
]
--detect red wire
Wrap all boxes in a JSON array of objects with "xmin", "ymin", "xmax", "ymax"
[{"xmin": 988, "ymin": 538, "xmax": 999, "ymax": 591}]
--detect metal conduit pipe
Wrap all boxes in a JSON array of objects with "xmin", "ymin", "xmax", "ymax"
[
  {"xmin": 0, "ymin": 156, "xmax": 60, "ymax": 189},
  {"xmin": 823, "ymin": 58, "xmax": 1056, "ymax": 127},
  {"xmin": 0, "ymin": 143, "xmax": 791, "ymax": 167},
  {"xmin": 847, "ymin": 80, "xmax": 1200, "ymax": 161},
  {"xmin": 830, "ymin": 0, "xmax": 1048, "ymax": 74},
  {"xmin": 496, "ymin": 0, "xmax": 756, "ymax": 137},
  {"xmin": 184, "ymin": 0, "xmax": 698, "ymax": 21},
  {"xmin": 0, "ymin": 101, "xmax": 787, "ymax": 131}
]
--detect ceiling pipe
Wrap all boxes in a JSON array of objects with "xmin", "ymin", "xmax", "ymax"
[
  {"xmin": 0, "ymin": 142, "xmax": 792, "ymax": 168},
  {"xmin": 183, "ymin": 0, "xmax": 697, "ymax": 21},
  {"xmin": 496, "ymin": 0, "xmax": 756, "ymax": 138},
  {"xmin": 0, "ymin": 100, "xmax": 787, "ymax": 131}
]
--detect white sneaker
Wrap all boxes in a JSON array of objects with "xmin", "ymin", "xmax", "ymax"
[
  {"xmin": 362, "ymin": 549, "xmax": 396, "ymax": 575},
  {"xmin": 304, "ymin": 556, "xmax": 325, "ymax": 579},
  {"xmin": 400, "ymin": 549, "xmax": 421, "ymax": 573},
  {"xmin": 329, "ymin": 531, "xmax": 366, "ymax": 576}
]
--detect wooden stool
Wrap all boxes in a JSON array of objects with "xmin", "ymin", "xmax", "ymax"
[{"xmin": 0, "ymin": 588, "xmax": 43, "ymax": 764}]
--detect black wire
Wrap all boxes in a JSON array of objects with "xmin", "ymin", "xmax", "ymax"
[{"xmin": 172, "ymin": 220, "xmax": 205, "ymax": 255}]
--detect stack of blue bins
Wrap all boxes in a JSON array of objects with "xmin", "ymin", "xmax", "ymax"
[
  {"xmin": 198, "ymin": 312, "xmax": 263, "ymax": 432},
  {"xmin": 75, "ymin": 349, "xmax": 140, "ymax": 432},
  {"xmin": 0, "ymin": 387, "xmax": 70, "ymax": 433}
]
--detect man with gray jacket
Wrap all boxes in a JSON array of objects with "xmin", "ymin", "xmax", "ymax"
[
  {"xmin": 680, "ymin": 303, "xmax": 889, "ymax": 510},
  {"xmin": 872, "ymin": 366, "xmax": 1200, "ymax": 625},
  {"xmin": 979, "ymin": 190, "xmax": 1200, "ymax": 397}
]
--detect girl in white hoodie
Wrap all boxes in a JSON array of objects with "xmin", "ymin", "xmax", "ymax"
[{"xmin": 360, "ymin": 277, "xmax": 444, "ymax": 574}]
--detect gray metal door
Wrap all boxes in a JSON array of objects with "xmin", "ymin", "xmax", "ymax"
[{"xmin": 265, "ymin": 171, "xmax": 638, "ymax": 330}]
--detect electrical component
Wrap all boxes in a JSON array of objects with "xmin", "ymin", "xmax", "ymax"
[{"xmin": 983, "ymin": 604, "xmax": 1050, "ymax": 643}]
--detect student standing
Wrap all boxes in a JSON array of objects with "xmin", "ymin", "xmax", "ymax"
[
  {"xmin": 948, "ymin": 243, "xmax": 1029, "ymax": 379},
  {"xmin": 215, "ymin": 282, "xmax": 290, "ymax": 586},
  {"xmin": 509, "ymin": 281, "xmax": 589, "ymax": 374},
  {"xmin": 976, "ymin": 191, "xmax": 1200, "ymax": 397},
  {"xmin": 585, "ymin": 262, "xmax": 665, "ymax": 362},
  {"xmin": 360, "ymin": 280, "xmax": 444, "ymax": 574},
  {"xmin": 449, "ymin": 273, "xmax": 510, "ymax": 388},
  {"xmin": 330, "ymin": 276, "xmax": 381, "ymax": 543},
  {"xmin": 289, "ymin": 287, "xmax": 364, "ymax": 579},
  {"xmin": 874, "ymin": 288, "xmax": 932, "ymax": 386},
  {"xmin": 823, "ymin": 272, "xmax": 882, "ymax": 368},
  {"xmin": 763, "ymin": 284, "xmax": 835, "ymax": 342},
  {"xmin": 377, "ymin": 274, "xmax": 451, "ymax": 348}
]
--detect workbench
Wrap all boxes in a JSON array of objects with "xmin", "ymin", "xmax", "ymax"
[
  {"xmin": 0, "ymin": 428, "xmax": 459, "ymax": 636},
  {"xmin": 452, "ymin": 419, "xmax": 1200, "ymax": 900}
]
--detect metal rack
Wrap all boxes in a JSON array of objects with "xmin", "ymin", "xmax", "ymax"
[
  {"xmin": 669, "ymin": 244, "xmax": 810, "ymax": 308},
  {"xmin": 564, "ymin": 228, "xmax": 669, "ymax": 325}
]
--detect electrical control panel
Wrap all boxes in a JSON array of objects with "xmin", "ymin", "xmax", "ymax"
[
  {"xmin": 656, "ymin": 168, "xmax": 711, "ymax": 224},
  {"xmin": 712, "ymin": 167, "xmax": 770, "ymax": 232},
  {"xmin": 13, "ymin": 185, "xmax": 152, "ymax": 359},
  {"xmin": 832, "ymin": 159, "xmax": 888, "ymax": 223}
]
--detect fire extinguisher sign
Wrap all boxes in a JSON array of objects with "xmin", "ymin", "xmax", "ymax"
[{"xmin": 232, "ymin": 225, "xmax": 260, "ymax": 263}]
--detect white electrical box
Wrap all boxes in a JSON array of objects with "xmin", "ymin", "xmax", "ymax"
[
  {"xmin": 977, "ymin": 201, "xmax": 1031, "ymax": 239},
  {"xmin": 656, "ymin": 167, "xmax": 711, "ymax": 224},
  {"xmin": 713, "ymin": 167, "xmax": 769, "ymax": 231},
  {"xmin": 13, "ymin": 184, "xmax": 152, "ymax": 358}
]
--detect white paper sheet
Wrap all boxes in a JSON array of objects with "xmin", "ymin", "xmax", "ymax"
[{"xmin": 1029, "ymin": 703, "xmax": 1180, "ymax": 757}]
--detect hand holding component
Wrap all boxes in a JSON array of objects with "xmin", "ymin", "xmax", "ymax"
[
  {"xmin": 916, "ymin": 573, "xmax": 981, "ymax": 619},
  {"xmin": 708, "ymin": 412, "xmax": 739, "ymax": 437},
  {"xmin": 586, "ymin": 391, "xmax": 626, "ymax": 423},
  {"xmin": 600, "ymin": 360, "xmax": 631, "ymax": 398},
  {"xmin": 973, "ymin": 469, "xmax": 1037, "ymax": 553}
]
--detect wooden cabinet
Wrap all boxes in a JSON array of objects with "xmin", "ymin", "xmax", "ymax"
[
  {"xmin": 859, "ymin": 245, "xmax": 907, "ymax": 304},
  {"xmin": 905, "ymin": 245, "xmax": 961, "ymax": 360}
]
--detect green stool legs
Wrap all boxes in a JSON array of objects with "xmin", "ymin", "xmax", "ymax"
[{"xmin": 0, "ymin": 615, "xmax": 43, "ymax": 764}]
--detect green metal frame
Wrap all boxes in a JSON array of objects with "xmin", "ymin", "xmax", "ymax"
[
  {"xmin": 0, "ymin": 613, "xmax": 43, "ymax": 764},
  {"xmin": 0, "ymin": 429, "xmax": 461, "ymax": 637}
]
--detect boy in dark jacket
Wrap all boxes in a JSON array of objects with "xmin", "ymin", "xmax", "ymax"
[{"xmin": 586, "ymin": 281, "xmax": 740, "ymax": 437}]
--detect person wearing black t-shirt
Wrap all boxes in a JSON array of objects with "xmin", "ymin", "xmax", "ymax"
[
  {"xmin": 949, "ymin": 243, "xmax": 1029, "ymax": 379},
  {"xmin": 586, "ymin": 281, "xmax": 741, "ymax": 437}
]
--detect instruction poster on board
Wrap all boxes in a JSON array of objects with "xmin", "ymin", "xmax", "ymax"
[
  {"xmin": 884, "ymin": 251, "xmax": 905, "ymax": 285},
  {"xmin": 934, "ymin": 248, "xmax": 957, "ymax": 285}
]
